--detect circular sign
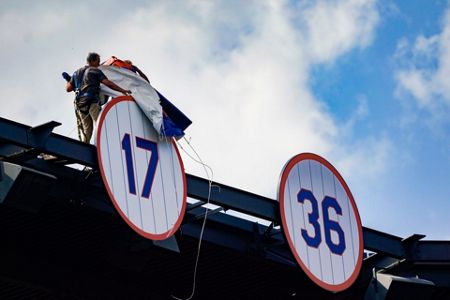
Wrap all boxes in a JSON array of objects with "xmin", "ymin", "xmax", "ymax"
[
  {"xmin": 278, "ymin": 153, "xmax": 363, "ymax": 292},
  {"xmin": 96, "ymin": 96, "xmax": 187, "ymax": 240}
]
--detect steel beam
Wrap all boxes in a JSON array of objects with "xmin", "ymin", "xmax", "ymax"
[
  {"xmin": 186, "ymin": 174, "xmax": 278, "ymax": 222},
  {"xmin": 181, "ymin": 206, "xmax": 294, "ymax": 266},
  {"xmin": 0, "ymin": 117, "xmax": 96, "ymax": 166},
  {"xmin": 363, "ymin": 227, "xmax": 404, "ymax": 258},
  {"xmin": 1, "ymin": 116, "xmax": 450, "ymax": 264},
  {"xmin": 416, "ymin": 241, "xmax": 450, "ymax": 262}
]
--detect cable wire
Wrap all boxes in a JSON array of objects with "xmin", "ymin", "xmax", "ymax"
[{"xmin": 171, "ymin": 136, "xmax": 214, "ymax": 300}]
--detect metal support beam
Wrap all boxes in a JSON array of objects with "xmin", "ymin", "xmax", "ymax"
[
  {"xmin": 186, "ymin": 174, "xmax": 278, "ymax": 222},
  {"xmin": 1, "ymin": 116, "xmax": 450, "ymax": 265},
  {"xmin": 416, "ymin": 241, "xmax": 450, "ymax": 262},
  {"xmin": 194, "ymin": 206, "xmax": 223, "ymax": 220},
  {"xmin": 364, "ymin": 272, "xmax": 434, "ymax": 300},
  {"xmin": 185, "ymin": 200, "xmax": 205, "ymax": 211},
  {"xmin": 0, "ymin": 144, "xmax": 27, "ymax": 159},
  {"xmin": 363, "ymin": 227, "xmax": 405, "ymax": 258},
  {"xmin": 180, "ymin": 206, "xmax": 293, "ymax": 266},
  {"xmin": 402, "ymin": 234, "xmax": 426, "ymax": 261},
  {"xmin": 0, "ymin": 117, "xmax": 97, "ymax": 167},
  {"xmin": 28, "ymin": 121, "xmax": 61, "ymax": 147}
]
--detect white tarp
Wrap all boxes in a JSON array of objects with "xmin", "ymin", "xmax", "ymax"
[{"xmin": 98, "ymin": 65, "xmax": 163, "ymax": 134}]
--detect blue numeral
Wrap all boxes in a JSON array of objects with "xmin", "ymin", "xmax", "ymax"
[
  {"xmin": 322, "ymin": 196, "xmax": 346, "ymax": 255},
  {"xmin": 121, "ymin": 133, "xmax": 159, "ymax": 198},
  {"xmin": 121, "ymin": 133, "xmax": 136, "ymax": 195},
  {"xmin": 136, "ymin": 137, "xmax": 158, "ymax": 198},
  {"xmin": 297, "ymin": 190, "xmax": 346, "ymax": 255},
  {"xmin": 298, "ymin": 189, "xmax": 321, "ymax": 248}
]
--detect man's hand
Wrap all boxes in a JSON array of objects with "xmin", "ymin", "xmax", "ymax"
[
  {"xmin": 65, "ymin": 81, "xmax": 74, "ymax": 92},
  {"xmin": 123, "ymin": 89, "xmax": 132, "ymax": 95}
]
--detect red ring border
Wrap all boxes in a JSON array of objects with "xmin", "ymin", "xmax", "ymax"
[
  {"xmin": 278, "ymin": 153, "xmax": 364, "ymax": 292},
  {"xmin": 96, "ymin": 96, "xmax": 187, "ymax": 241}
]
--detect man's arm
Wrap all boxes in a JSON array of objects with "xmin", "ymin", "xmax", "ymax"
[
  {"xmin": 135, "ymin": 67, "xmax": 150, "ymax": 83},
  {"xmin": 65, "ymin": 82, "xmax": 74, "ymax": 92},
  {"xmin": 101, "ymin": 79, "xmax": 132, "ymax": 95}
]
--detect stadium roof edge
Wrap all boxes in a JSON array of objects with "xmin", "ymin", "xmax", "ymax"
[{"xmin": 1, "ymin": 116, "xmax": 449, "ymax": 264}]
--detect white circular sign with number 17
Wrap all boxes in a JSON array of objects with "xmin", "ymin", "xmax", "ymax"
[
  {"xmin": 96, "ymin": 96, "xmax": 187, "ymax": 241},
  {"xmin": 278, "ymin": 153, "xmax": 363, "ymax": 292}
]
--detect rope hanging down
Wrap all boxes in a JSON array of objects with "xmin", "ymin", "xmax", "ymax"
[{"xmin": 171, "ymin": 136, "xmax": 215, "ymax": 300}]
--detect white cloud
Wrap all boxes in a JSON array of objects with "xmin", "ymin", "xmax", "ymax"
[
  {"xmin": 395, "ymin": 6, "xmax": 450, "ymax": 112},
  {"xmin": 396, "ymin": 70, "xmax": 431, "ymax": 107},
  {"xmin": 0, "ymin": 0, "xmax": 383, "ymax": 199},
  {"xmin": 295, "ymin": 0, "xmax": 379, "ymax": 63},
  {"xmin": 335, "ymin": 136, "xmax": 392, "ymax": 182},
  {"xmin": 340, "ymin": 95, "xmax": 369, "ymax": 136}
]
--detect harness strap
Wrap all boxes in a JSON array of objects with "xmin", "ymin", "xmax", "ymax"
[{"xmin": 73, "ymin": 67, "xmax": 88, "ymax": 99}]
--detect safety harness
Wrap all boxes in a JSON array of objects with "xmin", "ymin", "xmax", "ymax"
[
  {"xmin": 72, "ymin": 67, "xmax": 91, "ymax": 141},
  {"xmin": 73, "ymin": 67, "xmax": 97, "ymax": 102}
]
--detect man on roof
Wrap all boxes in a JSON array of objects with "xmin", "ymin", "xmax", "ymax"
[
  {"xmin": 65, "ymin": 52, "xmax": 131, "ymax": 143},
  {"xmin": 123, "ymin": 59, "xmax": 150, "ymax": 83},
  {"xmin": 103, "ymin": 56, "xmax": 150, "ymax": 83}
]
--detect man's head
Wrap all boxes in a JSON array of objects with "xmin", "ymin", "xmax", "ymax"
[{"xmin": 86, "ymin": 52, "xmax": 100, "ymax": 67}]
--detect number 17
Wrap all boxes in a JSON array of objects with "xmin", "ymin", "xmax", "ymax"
[{"xmin": 121, "ymin": 133, "xmax": 159, "ymax": 198}]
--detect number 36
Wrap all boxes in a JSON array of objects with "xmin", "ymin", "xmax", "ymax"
[{"xmin": 298, "ymin": 189, "xmax": 346, "ymax": 255}]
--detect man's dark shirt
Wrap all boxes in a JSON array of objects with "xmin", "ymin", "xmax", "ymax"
[{"xmin": 70, "ymin": 66, "xmax": 107, "ymax": 106}]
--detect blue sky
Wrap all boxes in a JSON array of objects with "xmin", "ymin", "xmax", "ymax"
[
  {"xmin": 1, "ymin": 0, "xmax": 449, "ymax": 240},
  {"xmin": 307, "ymin": 0, "xmax": 450, "ymax": 238}
]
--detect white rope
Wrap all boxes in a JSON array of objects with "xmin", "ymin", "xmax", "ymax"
[
  {"xmin": 159, "ymin": 126, "xmax": 185, "ymax": 239},
  {"xmin": 171, "ymin": 136, "xmax": 214, "ymax": 300}
]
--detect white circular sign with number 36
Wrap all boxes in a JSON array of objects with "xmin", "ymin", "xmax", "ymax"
[
  {"xmin": 96, "ymin": 96, "xmax": 187, "ymax": 241},
  {"xmin": 278, "ymin": 153, "xmax": 363, "ymax": 292}
]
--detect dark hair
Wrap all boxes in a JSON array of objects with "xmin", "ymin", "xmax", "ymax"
[{"xmin": 86, "ymin": 52, "xmax": 100, "ymax": 63}]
